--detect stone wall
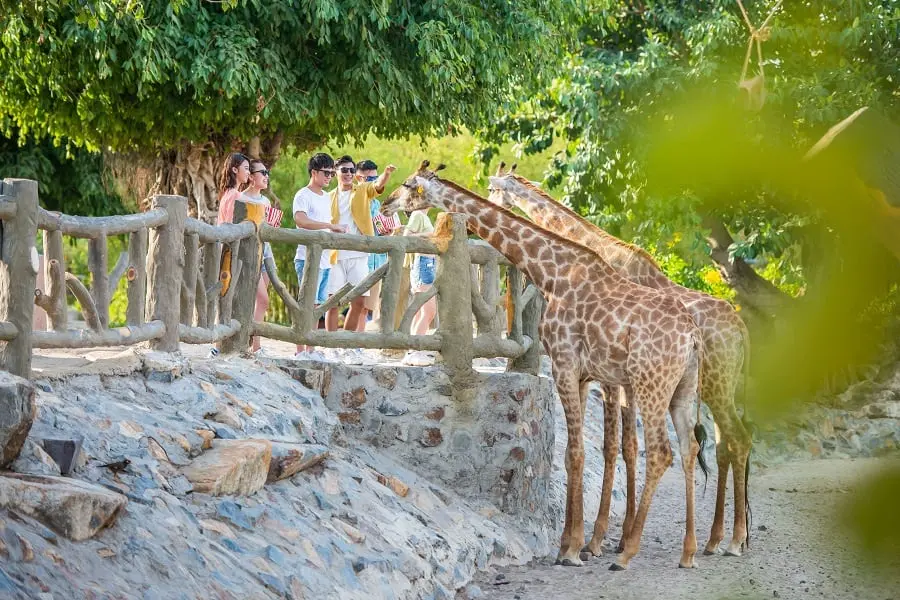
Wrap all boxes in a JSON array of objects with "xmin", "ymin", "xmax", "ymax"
[{"xmin": 276, "ymin": 360, "xmax": 556, "ymax": 517}]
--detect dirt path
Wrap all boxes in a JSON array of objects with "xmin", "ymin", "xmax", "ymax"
[{"xmin": 474, "ymin": 458, "xmax": 900, "ymax": 600}]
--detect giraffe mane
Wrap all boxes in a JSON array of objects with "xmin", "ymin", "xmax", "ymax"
[
  {"xmin": 434, "ymin": 176, "xmax": 617, "ymax": 265},
  {"xmin": 504, "ymin": 173, "xmax": 663, "ymax": 272}
]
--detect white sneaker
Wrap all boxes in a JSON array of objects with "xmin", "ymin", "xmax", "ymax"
[{"xmin": 402, "ymin": 350, "xmax": 436, "ymax": 366}]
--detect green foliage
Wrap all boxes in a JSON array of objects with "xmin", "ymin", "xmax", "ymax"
[
  {"xmin": 0, "ymin": 129, "xmax": 126, "ymax": 215},
  {"xmin": 0, "ymin": 0, "xmax": 579, "ymax": 154},
  {"xmin": 475, "ymin": 0, "xmax": 900, "ymax": 290}
]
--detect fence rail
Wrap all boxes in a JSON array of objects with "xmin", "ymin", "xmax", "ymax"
[{"xmin": 0, "ymin": 179, "xmax": 543, "ymax": 395}]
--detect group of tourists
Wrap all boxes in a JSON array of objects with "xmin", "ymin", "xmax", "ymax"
[{"xmin": 213, "ymin": 152, "xmax": 437, "ymax": 364}]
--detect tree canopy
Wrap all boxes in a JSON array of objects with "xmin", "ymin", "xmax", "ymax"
[
  {"xmin": 475, "ymin": 0, "xmax": 899, "ymax": 322},
  {"xmin": 0, "ymin": 0, "xmax": 578, "ymax": 153}
]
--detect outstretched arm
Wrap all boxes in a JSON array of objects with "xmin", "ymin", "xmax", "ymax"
[{"xmin": 373, "ymin": 164, "xmax": 397, "ymax": 194}]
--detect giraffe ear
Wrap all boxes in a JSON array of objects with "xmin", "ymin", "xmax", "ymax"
[
  {"xmin": 510, "ymin": 163, "xmax": 518, "ymax": 174},
  {"xmin": 434, "ymin": 163, "xmax": 447, "ymax": 172},
  {"xmin": 419, "ymin": 159, "xmax": 430, "ymax": 171},
  {"xmin": 496, "ymin": 162, "xmax": 506, "ymax": 176}
]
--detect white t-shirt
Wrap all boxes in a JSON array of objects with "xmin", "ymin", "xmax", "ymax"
[
  {"xmin": 334, "ymin": 188, "xmax": 367, "ymax": 261},
  {"xmin": 293, "ymin": 186, "xmax": 333, "ymax": 267}
]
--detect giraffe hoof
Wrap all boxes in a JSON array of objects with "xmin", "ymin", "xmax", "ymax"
[
  {"xmin": 723, "ymin": 548, "xmax": 743, "ymax": 557},
  {"xmin": 580, "ymin": 545, "xmax": 602, "ymax": 558},
  {"xmin": 678, "ymin": 562, "xmax": 697, "ymax": 569},
  {"xmin": 609, "ymin": 562, "xmax": 627, "ymax": 572},
  {"xmin": 702, "ymin": 548, "xmax": 719, "ymax": 556}
]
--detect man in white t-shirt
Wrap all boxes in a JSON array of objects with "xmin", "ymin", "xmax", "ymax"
[
  {"xmin": 326, "ymin": 155, "xmax": 395, "ymax": 332},
  {"xmin": 292, "ymin": 153, "xmax": 346, "ymax": 356}
]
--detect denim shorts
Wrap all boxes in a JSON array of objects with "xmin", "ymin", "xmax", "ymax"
[
  {"xmin": 412, "ymin": 256, "xmax": 436, "ymax": 288},
  {"xmin": 294, "ymin": 259, "xmax": 331, "ymax": 304}
]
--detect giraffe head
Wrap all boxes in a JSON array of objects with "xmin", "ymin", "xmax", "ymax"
[
  {"xmin": 487, "ymin": 166, "xmax": 546, "ymax": 215},
  {"xmin": 382, "ymin": 159, "xmax": 447, "ymax": 215},
  {"xmin": 486, "ymin": 162, "xmax": 521, "ymax": 210}
]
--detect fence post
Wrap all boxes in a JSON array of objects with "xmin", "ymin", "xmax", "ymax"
[
  {"xmin": 42, "ymin": 229, "xmax": 68, "ymax": 330},
  {"xmin": 220, "ymin": 226, "xmax": 260, "ymax": 354},
  {"xmin": 435, "ymin": 213, "xmax": 477, "ymax": 401},
  {"xmin": 147, "ymin": 195, "xmax": 187, "ymax": 351},
  {"xmin": 508, "ymin": 286, "xmax": 544, "ymax": 375},
  {"xmin": 0, "ymin": 179, "xmax": 39, "ymax": 378}
]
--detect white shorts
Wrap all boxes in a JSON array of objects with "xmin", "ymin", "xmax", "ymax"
[{"xmin": 328, "ymin": 256, "xmax": 370, "ymax": 296}]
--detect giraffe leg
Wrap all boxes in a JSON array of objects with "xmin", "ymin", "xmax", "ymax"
[
  {"xmin": 554, "ymin": 370, "xmax": 588, "ymax": 567},
  {"xmin": 617, "ymin": 391, "xmax": 638, "ymax": 554},
  {"xmin": 669, "ymin": 400, "xmax": 700, "ymax": 569},
  {"xmin": 611, "ymin": 419, "xmax": 669, "ymax": 571},
  {"xmin": 725, "ymin": 412, "xmax": 752, "ymax": 557},
  {"xmin": 704, "ymin": 430, "xmax": 730, "ymax": 555},
  {"xmin": 584, "ymin": 384, "xmax": 619, "ymax": 557}
]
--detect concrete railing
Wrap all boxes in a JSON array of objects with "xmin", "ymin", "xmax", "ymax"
[{"xmin": 0, "ymin": 179, "xmax": 543, "ymax": 389}]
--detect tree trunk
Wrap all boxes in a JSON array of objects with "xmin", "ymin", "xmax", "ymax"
[
  {"xmin": 107, "ymin": 133, "xmax": 288, "ymax": 223},
  {"xmin": 703, "ymin": 216, "xmax": 793, "ymax": 330}
]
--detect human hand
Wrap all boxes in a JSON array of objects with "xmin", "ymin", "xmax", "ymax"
[
  {"xmin": 384, "ymin": 164, "xmax": 397, "ymax": 175},
  {"xmin": 331, "ymin": 224, "xmax": 348, "ymax": 233}
]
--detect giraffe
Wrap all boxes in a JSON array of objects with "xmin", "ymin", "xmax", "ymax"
[
  {"xmin": 487, "ymin": 167, "xmax": 753, "ymax": 557},
  {"xmin": 383, "ymin": 161, "xmax": 709, "ymax": 570}
]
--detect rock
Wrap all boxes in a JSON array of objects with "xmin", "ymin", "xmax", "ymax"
[
  {"xmin": 420, "ymin": 428, "xmax": 444, "ymax": 447},
  {"xmin": 377, "ymin": 400, "xmax": 409, "ymax": 417},
  {"xmin": 0, "ymin": 474, "xmax": 127, "ymax": 541},
  {"xmin": 205, "ymin": 404, "xmax": 243, "ymax": 430},
  {"xmin": 341, "ymin": 387, "xmax": 367, "ymax": 409},
  {"xmin": 199, "ymin": 380, "xmax": 220, "ymax": 399},
  {"xmin": 10, "ymin": 439, "xmax": 61, "ymax": 477},
  {"xmin": 141, "ymin": 351, "xmax": 188, "ymax": 382},
  {"xmin": 198, "ymin": 518, "xmax": 236, "ymax": 537},
  {"xmin": 216, "ymin": 498, "xmax": 265, "ymax": 530},
  {"xmin": 333, "ymin": 518, "xmax": 365, "ymax": 543},
  {"xmin": 146, "ymin": 437, "xmax": 170, "ymax": 462},
  {"xmin": 425, "ymin": 407, "xmax": 445, "ymax": 421},
  {"xmin": 267, "ymin": 443, "xmax": 329, "ymax": 483},
  {"xmin": 375, "ymin": 472, "xmax": 410, "ymax": 497},
  {"xmin": 181, "ymin": 439, "xmax": 271, "ymax": 496},
  {"xmin": 15, "ymin": 534, "xmax": 34, "ymax": 562},
  {"xmin": 118, "ymin": 420, "xmax": 144, "ymax": 439},
  {"xmin": 39, "ymin": 436, "xmax": 84, "ymax": 475},
  {"xmin": 223, "ymin": 391, "xmax": 255, "ymax": 416},
  {"xmin": 866, "ymin": 401, "xmax": 900, "ymax": 419},
  {"xmin": 0, "ymin": 372, "xmax": 35, "ymax": 468},
  {"xmin": 195, "ymin": 430, "xmax": 215, "ymax": 450},
  {"xmin": 459, "ymin": 584, "xmax": 484, "ymax": 599}
]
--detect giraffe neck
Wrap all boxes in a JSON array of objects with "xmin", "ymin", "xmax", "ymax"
[
  {"xmin": 433, "ymin": 181, "xmax": 624, "ymax": 295},
  {"xmin": 508, "ymin": 181, "xmax": 673, "ymax": 290}
]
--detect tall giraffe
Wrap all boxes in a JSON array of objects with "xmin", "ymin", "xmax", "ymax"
[
  {"xmin": 487, "ymin": 168, "xmax": 753, "ymax": 557},
  {"xmin": 383, "ymin": 161, "xmax": 708, "ymax": 570}
]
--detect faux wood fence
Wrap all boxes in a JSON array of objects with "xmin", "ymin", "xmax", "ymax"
[{"xmin": 0, "ymin": 179, "xmax": 543, "ymax": 394}]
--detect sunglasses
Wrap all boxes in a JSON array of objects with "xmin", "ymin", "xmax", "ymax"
[
  {"xmin": 316, "ymin": 169, "xmax": 336, "ymax": 177},
  {"xmin": 339, "ymin": 166, "xmax": 356, "ymax": 174},
  {"xmin": 251, "ymin": 169, "xmax": 269, "ymax": 176}
]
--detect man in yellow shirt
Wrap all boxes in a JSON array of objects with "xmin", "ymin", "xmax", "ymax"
[{"xmin": 326, "ymin": 155, "xmax": 396, "ymax": 332}]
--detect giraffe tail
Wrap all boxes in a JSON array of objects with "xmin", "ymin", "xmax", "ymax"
[
  {"xmin": 738, "ymin": 320, "xmax": 753, "ymax": 549},
  {"xmin": 691, "ymin": 328, "xmax": 710, "ymax": 487}
]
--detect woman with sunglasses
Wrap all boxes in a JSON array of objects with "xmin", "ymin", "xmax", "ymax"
[
  {"xmin": 210, "ymin": 153, "xmax": 251, "ymax": 357},
  {"xmin": 243, "ymin": 159, "xmax": 276, "ymax": 353}
]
